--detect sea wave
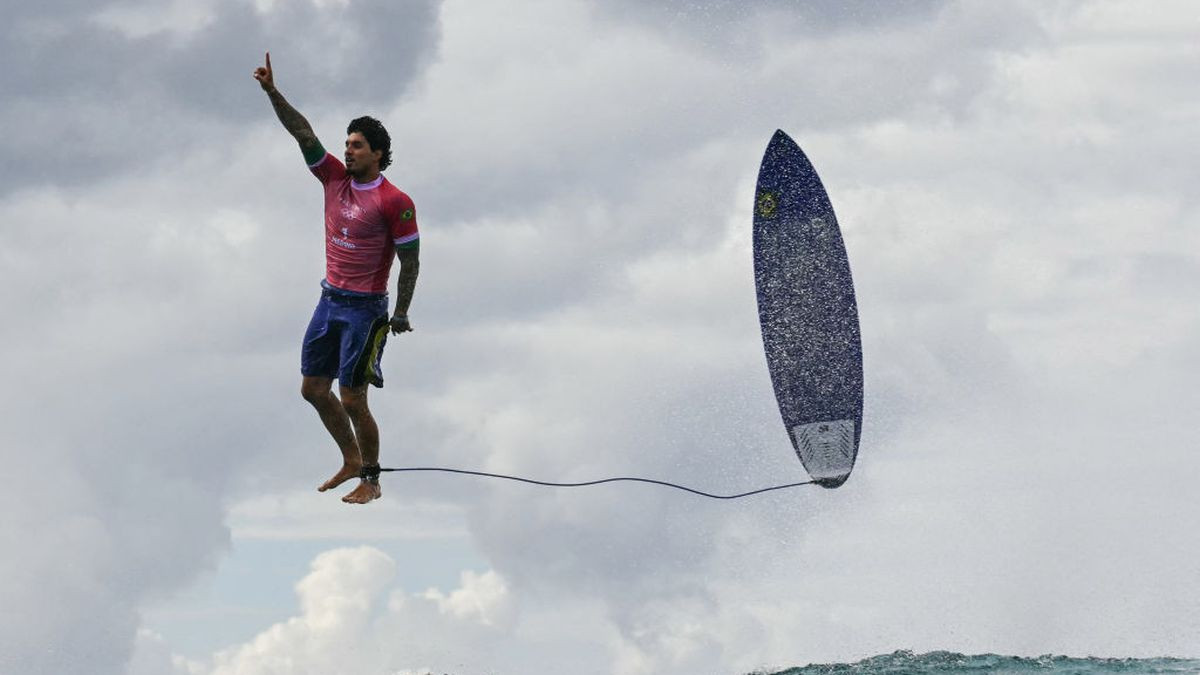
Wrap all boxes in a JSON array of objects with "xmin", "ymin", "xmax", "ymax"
[{"xmin": 757, "ymin": 650, "xmax": 1200, "ymax": 675}]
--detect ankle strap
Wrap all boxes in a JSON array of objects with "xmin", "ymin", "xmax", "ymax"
[{"xmin": 360, "ymin": 464, "xmax": 381, "ymax": 483}]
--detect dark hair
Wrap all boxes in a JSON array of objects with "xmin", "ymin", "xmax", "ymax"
[{"xmin": 347, "ymin": 116, "xmax": 392, "ymax": 171}]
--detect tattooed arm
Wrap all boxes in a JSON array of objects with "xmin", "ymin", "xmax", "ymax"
[
  {"xmin": 253, "ymin": 52, "xmax": 322, "ymax": 159},
  {"xmin": 389, "ymin": 246, "xmax": 420, "ymax": 334}
]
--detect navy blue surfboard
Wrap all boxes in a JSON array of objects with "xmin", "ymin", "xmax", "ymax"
[{"xmin": 753, "ymin": 130, "xmax": 863, "ymax": 488}]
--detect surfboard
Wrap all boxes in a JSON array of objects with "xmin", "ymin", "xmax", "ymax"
[{"xmin": 753, "ymin": 130, "xmax": 863, "ymax": 488}]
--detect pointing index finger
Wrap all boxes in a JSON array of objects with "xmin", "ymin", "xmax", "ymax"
[{"xmin": 265, "ymin": 51, "xmax": 271, "ymax": 70}]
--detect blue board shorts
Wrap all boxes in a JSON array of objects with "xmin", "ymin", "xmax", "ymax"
[{"xmin": 301, "ymin": 285, "xmax": 390, "ymax": 388}]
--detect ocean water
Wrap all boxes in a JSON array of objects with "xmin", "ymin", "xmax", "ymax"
[{"xmin": 759, "ymin": 651, "xmax": 1200, "ymax": 675}]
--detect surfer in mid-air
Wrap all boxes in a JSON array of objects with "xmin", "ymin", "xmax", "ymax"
[{"xmin": 254, "ymin": 52, "xmax": 420, "ymax": 504}]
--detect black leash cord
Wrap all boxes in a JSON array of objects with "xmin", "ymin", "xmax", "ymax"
[{"xmin": 370, "ymin": 466, "xmax": 815, "ymax": 500}]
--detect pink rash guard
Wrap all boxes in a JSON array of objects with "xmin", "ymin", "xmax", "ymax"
[{"xmin": 309, "ymin": 152, "xmax": 419, "ymax": 295}]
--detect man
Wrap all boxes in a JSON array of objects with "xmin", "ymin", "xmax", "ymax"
[{"xmin": 254, "ymin": 52, "xmax": 420, "ymax": 505}]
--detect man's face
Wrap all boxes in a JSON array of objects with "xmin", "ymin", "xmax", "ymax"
[{"xmin": 344, "ymin": 132, "xmax": 381, "ymax": 176}]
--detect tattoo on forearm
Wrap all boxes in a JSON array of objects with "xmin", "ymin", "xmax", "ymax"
[
  {"xmin": 267, "ymin": 89, "xmax": 317, "ymax": 148},
  {"xmin": 394, "ymin": 257, "xmax": 420, "ymax": 315}
]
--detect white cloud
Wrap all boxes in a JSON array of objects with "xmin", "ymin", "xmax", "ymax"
[
  {"xmin": 4, "ymin": 0, "xmax": 1199, "ymax": 673},
  {"xmin": 200, "ymin": 547, "xmax": 397, "ymax": 674},
  {"xmin": 182, "ymin": 548, "xmax": 520, "ymax": 675},
  {"xmin": 420, "ymin": 569, "xmax": 513, "ymax": 627}
]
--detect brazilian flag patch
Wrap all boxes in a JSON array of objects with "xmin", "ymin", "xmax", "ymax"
[{"xmin": 756, "ymin": 191, "xmax": 778, "ymax": 218}]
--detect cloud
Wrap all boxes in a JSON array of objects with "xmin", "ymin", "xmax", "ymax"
[
  {"xmin": 4, "ymin": 0, "xmax": 1200, "ymax": 673},
  {"xmin": 421, "ymin": 569, "xmax": 513, "ymax": 627},
  {"xmin": 0, "ymin": 0, "xmax": 439, "ymax": 194},
  {"xmin": 0, "ymin": 0, "xmax": 441, "ymax": 670},
  {"xmin": 227, "ymin": 489, "xmax": 469, "ymax": 541},
  {"xmin": 181, "ymin": 547, "xmax": 519, "ymax": 675},
  {"xmin": 383, "ymin": 1, "xmax": 1199, "ymax": 668}
]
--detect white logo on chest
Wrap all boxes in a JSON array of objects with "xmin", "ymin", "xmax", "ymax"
[
  {"xmin": 331, "ymin": 225, "xmax": 358, "ymax": 250},
  {"xmin": 334, "ymin": 198, "xmax": 367, "ymax": 249}
]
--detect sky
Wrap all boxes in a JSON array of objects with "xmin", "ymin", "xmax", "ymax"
[{"xmin": 1, "ymin": 0, "xmax": 1198, "ymax": 673}]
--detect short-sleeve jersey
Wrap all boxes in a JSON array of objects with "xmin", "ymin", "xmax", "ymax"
[{"xmin": 309, "ymin": 152, "xmax": 419, "ymax": 295}]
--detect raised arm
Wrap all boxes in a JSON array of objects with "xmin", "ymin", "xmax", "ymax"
[{"xmin": 253, "ymin": 52, "xmax": 323, "ymax": 160}]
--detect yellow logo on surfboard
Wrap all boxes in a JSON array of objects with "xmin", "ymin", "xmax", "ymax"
[{"xmin": 756, "ymin": 191, "xmax": 778, "ymax": 218}]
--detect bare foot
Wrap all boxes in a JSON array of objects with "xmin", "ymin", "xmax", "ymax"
[
  {"xmin": 318, "ymin": 462, "xmax": 363, "ymax": 492},
  {"xmin": 342, "ymin": 479, "xmax": 382, "ymax": 504}
]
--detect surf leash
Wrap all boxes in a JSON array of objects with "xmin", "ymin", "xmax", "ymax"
[{"xmin": 362, "ymin": 465, "xmax": 815, "ymax": 500}]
